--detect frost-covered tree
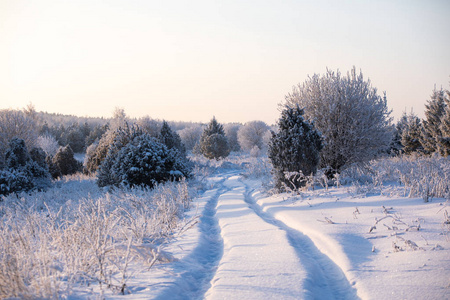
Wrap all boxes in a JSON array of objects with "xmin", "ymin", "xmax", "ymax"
[
  {"xmin": 136, "ymin": 116, "xmax": 161, "ymax": 138},
  {"xmin": 401, "ymin": 112, "xmax": 424, "ymax": 154},
  {"xmin": 96, "ymin": 124, "xmax": 145, "ymax": 186},
  {"xmin": 237, "ymin": 121, "xmax": 270, "ymax": 152},
  {"xmin": 178, "ymin": 125, "xmax": 203, "ymax": 151},
  {"xmin": 110, "ymin": 107, "xmax": 128, "ymax": 130},
  {"xmin": 389, "ymin": 112, "xmax": 409, "ymax": 155},
  {"xmin": 0, "ymin": 109, "xmax": 38, "ymax": 167},
  {"xmin": 420, "ymin": 88, "xmax": 447, "ymax": 154},
  {"xmin": 437, "ymin": 89, "xmax": 450, "ymax": 156},
  {"xmin": 224, "ymin": 123, "xmax": 242, "ymax": 152},
  {"xmin": 268, "ymin": 105, "xmax": 323, "ymax": 191},
  {"xmin": 285, "ymin": 67, "xmax": 392, "ymax": 176},
  {"xmin": 51, "ymin": 145, "xmax": 82, "ymax": 178},
  {"xmin": 37, "ymin": 135, "xmax": 60, "ymax": 157},
  {"xmin": 1, "ymin": 138, "xmax": 51, "ymax": 195},
  {"xmin": 159, "ymin": 120, "xmax": 186, "ymax": 155},
  {"xmin": 199, "ymin": 117, "xmax": 230, "ymax": 160},
  {"xmin": 84, "ymin": 129, "xmax": 118, "ymax": 174},
  {"xmin": 97, "ymin": 133, "xmax": 191, "ymax": 188}
]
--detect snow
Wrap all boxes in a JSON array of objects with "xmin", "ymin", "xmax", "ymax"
[
  {"xmin": 70, "ymin": 167, "xmax": 450, "ymax": 300},
  {"xmin": 5, "ymin": 167, "xmax": 449, "ymax": 299}
]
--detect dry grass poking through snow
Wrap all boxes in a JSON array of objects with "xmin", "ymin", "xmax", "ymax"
[{"xmin": 0, "ymin": 174, "xmax": 196, "ymax": 299}]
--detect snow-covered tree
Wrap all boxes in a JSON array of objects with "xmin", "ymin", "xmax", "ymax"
[
  {"xmin": 437, "ymin": 89, "xmax": 450, "ymax": 156},
  {"xmin": 97, "ymin": 133, "xmax": 191, "ymax": 188},
  {"xmin": 0, "ymin": 138, "xmax": 51, "ymax": 195},
  {"xmin": 51, "ymin": 145, "xmax": 81, "ymax": 178},
  {"xmin": 136, "ymin": 116, "xmax": 161, "ymax": 138},
  {"xmin": 84, "ymin": 129, "xmax": 118, "ymax": 174},
  {"xmin": 159, "ymin": 120, "xmax": 186, "ymax": 155},
  {"xmin": 401, "ymin": 112, "xmax": 424, "ymax": 154},
  {"xmin": 268, "ymin": 105, "xmax": 323, "ymax": 191},
  {"xmin": 420, "ymin": 88, "xmax": 447, "ymax": 154},
  {"xmin": 37, "ymin": 135, "xmax": 60, "ymax": 157},
  {"xmin": 284, "ymin": 67, "xmax": 392, "ymax": 176},
  {"xmin": 237, "ymin": 121, "xmax": 270, "ymax": 153},
  {"xmin": 178, "ymin": 125, "xmax": 203, "ymax": 151},
  {"xmin": 96, "ymin": 124, "xmax": 145, "ymax": 186},
  {"xmin": 224, "ymin": 123, "xmax": 242, "ymax": 152},
  {"xmin": 389, "ymin": 112, "xmax": 409, "ymax": 155},
  {"xmin": 0, "ymin": 109, "xmax": 38, "ymax": 167},
  {"xmin": 199, "ymin": 117, "xmax": 230, "ymax": 160}
]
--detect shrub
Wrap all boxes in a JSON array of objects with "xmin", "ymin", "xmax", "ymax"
[{"xmin": 268, "ymin": 105, "xmax": 323, "ymax": 191}]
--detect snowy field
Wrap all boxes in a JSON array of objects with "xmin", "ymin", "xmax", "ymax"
[
  {"xmin": 1, "ymin": 159, "xmax": 450, "ymax": 299},
  {"xmin": 91, "ymin": 166, "xmax": 449, "ymax": 299}
]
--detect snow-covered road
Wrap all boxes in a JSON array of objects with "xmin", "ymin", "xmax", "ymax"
[{"xmin": 123, "ymin": 171, "xmax": 449, "ymax": 300}]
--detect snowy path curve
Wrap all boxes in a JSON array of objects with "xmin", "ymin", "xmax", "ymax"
[
  {"xmin": 154, "ymin": 172, "xmax": 360, "ymax": 299},
  {"xmin": 205, "ymin": 175, "xmax": 360, "ymax": 300}
]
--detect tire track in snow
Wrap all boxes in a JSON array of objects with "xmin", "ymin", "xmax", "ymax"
[
  {"xmin": 154, "ymin": 174, "xmax": 233, "ymax": 300},
  {"xmin": 241, "ymin": 179, "xmax": 360, "ymax": 300}
]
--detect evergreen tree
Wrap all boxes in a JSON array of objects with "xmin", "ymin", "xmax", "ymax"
[
  {"xmin": 1, "ymin": 138, "xmax": 51, "ymax": 195},
  {"xmin": 268, "ymin": 105, "xmax": 323, "ymax": 191},
  {"xmin": 199, "ymin": 117, "xmax": 230, "ymax": 160},
  {"xmin": 436, "ymin": 89, "xmax": 450, "ymax": 156},
  {"xmin": 159, "ymin": 120, "xmax": 186, "ymax": 155},
  {"xmin": 389, "ymin": 112, "xmax": 408, "ymax": 155},
  {"xmin": 401, "ymin": 112, "xmax": 424, "ymax": 154},
  {"xmin": 420, "ymin": 88, "xmax": 447, "ymax": 154},
  {"xmin": 52, "ymin": 145, "xmax": 81, "ymax": 178},
  {"xmin": 98, "ymin": 133, "xmax": 191, "ymax": 188}
]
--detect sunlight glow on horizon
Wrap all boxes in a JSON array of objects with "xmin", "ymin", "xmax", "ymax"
[{"xmin": 1, "ymin": 0, "xmax": 449, "ymax": 125}]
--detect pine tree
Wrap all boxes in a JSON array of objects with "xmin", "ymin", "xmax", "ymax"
[
  {"xmin": 420, "ymin": 88, "xmax": 447, "ymax": 154},
  {"xmin": 96, "ymin": 133, "xmax": 190, "ymax": 188},
  {"xmin": 437, "ymin": 89, "xmax": 450, "ymax": 156},
  {"xmin": 159, "ymin": 120, "xmax": 186, "ymax": 155},
  {"xmin": 52, "ymin": 145, "xmax": 81, "ymax": 177},
  {"xmin": 268, "ymin": 105, "xmax": 323, "ymax": 191},
  {"xmin": 401, "ymin": 112, "xmax": 424, "ymax": 154},
  {"xmin": 199, "ymin": 117, "xmax": 230, "ymax": 160}
]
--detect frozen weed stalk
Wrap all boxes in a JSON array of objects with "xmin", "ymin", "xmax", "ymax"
[{"xmin": 0, "ymin": 173, "xmax": 195, "ymax": 299}]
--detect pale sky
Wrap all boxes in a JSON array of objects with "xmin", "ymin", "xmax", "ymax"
[{"xmin": 1, "ymin": 0, "xmax": 449, "ymax": 124}]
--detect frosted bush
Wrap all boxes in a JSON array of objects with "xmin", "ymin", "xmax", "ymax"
[{"xmin": 0, "ymin": 174, "xmax": 195, "ymax": 298}]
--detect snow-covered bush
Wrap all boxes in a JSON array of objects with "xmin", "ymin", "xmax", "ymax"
[
  {"xmin": 285, "ymin": 67, "xmax": 392, "ymax": 176},
  {"xmin": 199, "ymin": 117, "xmax": 230, "ymax": 160},
  {"xmin": 341, "ymin": 154, "xmax": 450, "ymax": 201},
  {"xmin": 237, "ymin": 121, "xmax": 270, "ymax": 153},
  {"xmin": 51, "ymin": 145, "xmax": 82, "ymax": 178},
  {"xmin": 97, "ymin": 133, "xmax": 191, "ymax": 188},
  {"xmin": 0, "ymin": 138, "xmax": 51, "ymax": 195},
  {"xmin": 0, "ymin": 174, "xmax": 194, "ymax": 298},
  {"xmin": 268, "ymin": 105, "xmax": 323, "ymax": 191}
]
